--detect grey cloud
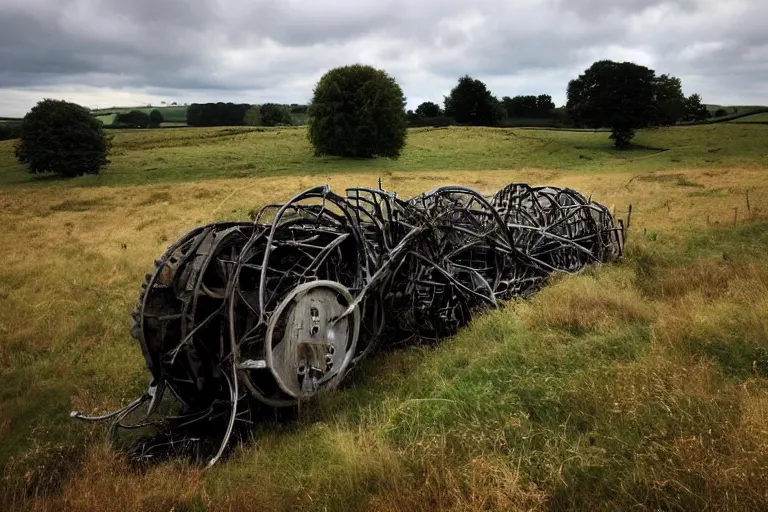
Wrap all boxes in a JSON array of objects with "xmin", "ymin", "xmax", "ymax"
[{"xmin": 0, "ymin": 0, "xmax": 766, "ymax": 116}]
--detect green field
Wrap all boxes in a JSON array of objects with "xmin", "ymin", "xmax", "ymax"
[
  {"xmin": 1, "ymin": 125, "xmax": 768, "ymax": 511},
  {"xmin": 1, "ymin": 123, "xmax": 766, "ymax": 188},
  {"xmin": 730, "ymin": 112, "xmax": 768, "ymax": 123},
  {"xmin": 93, "ymin": 114, "xmax": 116, "ymax": 125},
  {"xmin": 706, "ymin": 104, "xmax": 766, "ymax": 115},
  {"xmin": 91, "ymin": 106, "xmax": 188, "ymax": 125}
]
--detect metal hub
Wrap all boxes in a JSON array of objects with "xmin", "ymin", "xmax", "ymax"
[{"xmin": 265, "ymin": 281, "xmax": 360, "ymax": 399}]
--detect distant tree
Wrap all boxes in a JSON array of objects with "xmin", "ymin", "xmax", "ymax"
[
  {"xmin": 444, "ymin": 76, "xmax": 504, "ymax": 126},
  {"xmin": 0, "ymin": 121, "xmax": 21, "ymax": 141},
  {"xmin": 503, "ymin": 96, "xmax": 532, "ymax": 117},
  {"xmin": 186, "ymin": 103, "xmax": 203, "ymax": 125},
  {"xmin": 171, "ymin": 102, "xmax": 178, "ymax": 106},
  {"xmin": 536, "ymin": 94, "xmax": 555, "ymax": 116},
  {"xmin": 260, "ymin": 103, "xmax": 293, "ymax": 126},
  {"xmin": 502, "ymin": 95, "xmax": 555, "ymax": 118},
  {"xmin": 244, "ymin": 105, "xmax": 262, "ymax": 126},
  {"xmin": 714, "ymin": 108, "xmax": 728, "ymax": 118},
  {"xmin": 566, "ymin": 60, "xmax": 657, "ymax": 148},
  {"xmin": 653, "ymin": 74, "xmax": 686, "ymax": 125},
  {"xmin": 415, "ymin": 101, "xmax": 442, "ymax": 118},
  {"xmin": 14, "ymin": 98, "xmax": 110, "ymax": 177},
  {"xmin": 308, "ymin": 64, "xmax": 407, "ymax": 158},
  {"xmin": 115, "ymin": 110, "xmax": 151, "ymax": 128},
  {"xmin": 149, "ymin": 109, "xmax": 164, "ymax": 127},
  {"xmin": 501, "ymin": 96, "xmax": 515, "ymax": 117},
  {"xmin": 683, "ymin": 93, "xmax": 710, "ymax": 122}
]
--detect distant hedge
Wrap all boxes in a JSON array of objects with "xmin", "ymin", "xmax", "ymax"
[
  {"xmin": 0, "ymin": 122, "xmax": 21, "ymax": 141},
  {"xmin": 406, "ymin": 115, "xmax": 453, "ymax": 128},
  {"xmin": 187, "ymin": 102, "xmax": 251, "ymax": 126},
  {"xmin": 114, "ymin": 110, "xmax": 151, "ymax": 128}
]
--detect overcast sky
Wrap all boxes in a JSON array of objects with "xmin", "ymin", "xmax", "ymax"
[{"xmin": 1, "ymin": 0, "xmax": 766, "ymax": 116}]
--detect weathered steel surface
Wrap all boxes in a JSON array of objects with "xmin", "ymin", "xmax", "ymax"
[{"xmin": 72, "ymin": 182, "xmax": 625, "ymax": 466}]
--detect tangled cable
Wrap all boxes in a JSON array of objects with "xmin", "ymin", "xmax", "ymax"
[{"xmin": 72, "ymin": 182, "xmax": 626, "ymax": 466}]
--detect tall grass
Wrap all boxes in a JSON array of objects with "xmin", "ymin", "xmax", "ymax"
[{"xmin": 1, "ymin": 127, "xmax": 767, "ymax": 510}]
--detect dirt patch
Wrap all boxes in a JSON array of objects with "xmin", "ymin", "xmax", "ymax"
[
  {"xmin": 136, "ymin": 192, "xmax": 172, "ymax": 206},
  {"xmin": 636, "ymin": 173, "xmax": 703, "ymax": 188},
  {"xmin": 50, "ymin": 199, "xmax": 104, "ymax": 212}
]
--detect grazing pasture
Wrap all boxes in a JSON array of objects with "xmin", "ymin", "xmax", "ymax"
[
  {"xmin": 730, "ymin": 112, "xmax": 768, "ymax": 123},
  {"xmin": 1, "ymin": 124, "xmax": 767, "ymax": 511}
]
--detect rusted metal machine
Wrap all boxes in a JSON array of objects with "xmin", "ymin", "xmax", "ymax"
[{"xmin": 72, "ymin": 182, "xmax": 625, "ymax": 466}]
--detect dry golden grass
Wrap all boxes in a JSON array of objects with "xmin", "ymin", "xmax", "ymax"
[
  {"xmin": 518, "ymin": 267, "xmax": 654, "ymax": 334},
  {"xmin": 21, "ymin": 444, "xmax": 205, "ymax": 512},
  {"xmin": 2, "ymin": 162, "xmax": 768, "ymax": 511}
]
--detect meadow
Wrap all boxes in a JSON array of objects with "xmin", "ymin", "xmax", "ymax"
[
  {"xmin": 1, "ymin": 124, "xmax": 767, "ymax": 511},
  {"xmin": 731, "ymin": 112, "xmax": 768, "ymax": 124}
]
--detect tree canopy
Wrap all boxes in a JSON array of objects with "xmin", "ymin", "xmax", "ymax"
[
  {"xmin": 307, "ymin": 64, "xmax": 407, "ymax": 158},
  {"xmin": 187, "ymin": 102, "xmax": 250, "ymax": 126},
  {"xmin": 415, "ymin": 101, "xmax": 443, "ymax": 118},
  {"xmin": 14, "ymin": 98, "xmax": 110, "ymax": 177},
  {"xmin": 148, "ymin": 109, "xmax": 164, "ymax": 127},
  {"xmin": 444, "ymin": 76, "xmax": 504, "ymax": 126},
  {"xmin": 567, "ymin": 60, "xmax": 710, "ymax": 146},
  {"xmin": 115, "ymin": 110, "xmax": 151, "ymax": 128},
  {"xmin": 243, "ymin": 105, "xmax": 262, "ymax": 126},
  {"xmin": 501, "ymin": 95, "xmax": 555, "ymax": 118},
  {"xmin": 683, "ymin": 93, "xmax": 710, "ymax": 122},
  {"xmin": 259, "ymin": 103, "xmax": 293, "ymax": 126},
  {"xmin": 566, "ymin": 60, "xmax": 657, "ymax": 148},
  {"xmin": 653, "ymin": 74, "xmax": 686, "ymax": 126}
]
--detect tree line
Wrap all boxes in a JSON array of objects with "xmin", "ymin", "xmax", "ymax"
[
  {"xmin": 0, "ymin": 121, "xmax": 22, "ymax": 141},
  {"xmin": 409, "ymin": 61, "xmax": 711, "ymax": 146},
  {"xmin": 11, "ymin": 59, "xmax": 724, "ymax": 178},
  {"xmin": 186, "ymin": 102, "xmax": 299, "ymax": 127},
  {"xmin": 566, "ymin": 60, "xmax": 709, "ymax": 146},
  {"xmin": 407, "ymin": 90, "xmax": 558, "ymax": 127},
  {"xmin": 99, "ymin": 103, "xmax": 306, "ymax": 128},
  {"xmin": 112, "ymin": 109, "xmax": 164, "ymax": 128}
]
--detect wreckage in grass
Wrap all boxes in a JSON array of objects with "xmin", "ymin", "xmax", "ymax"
[{"xmin": 72, "ymin": 182, "xmax": 626, "ymax": 466}]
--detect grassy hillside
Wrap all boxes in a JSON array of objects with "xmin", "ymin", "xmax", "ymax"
[
  {"xmin": 705, "ymin": 104, "xmax": 766, "ymax": 115},
  {"xmin": 1, "ymin": 125, "xmax": 768, "ymax": 511},
  {"xmin": 730, "ymin": 112, "xmax": 768, "ymax": 123},
  {"xmin": 93, "ymin": 114, "xmax": 116, "ymax": 125},
  {"xmin": 1, "ymin": 124, "xmax": 767, "ymax": 188}
]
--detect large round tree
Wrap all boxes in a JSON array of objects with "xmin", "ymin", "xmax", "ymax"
[
  {"xmin": 444, "ymin": 75, "xmax": 505, "ymax": 126},
  {"xmin": 307, "ymin": 64, "xmax": 407, "ymax": 158},
  {"xmin": 15, "ymin": 99, "xmax": 110, "ymax": 177},
  {"xmin": 566, "ymin": 60, "xmax": 656, "ymax": 148}
]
